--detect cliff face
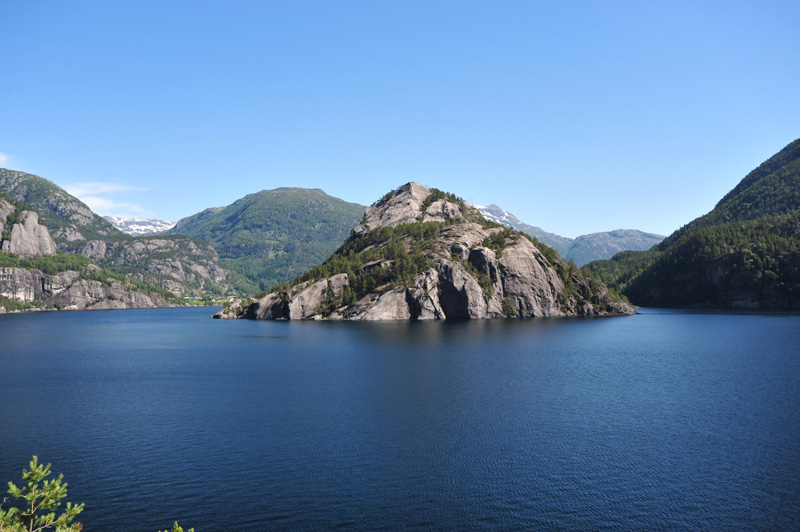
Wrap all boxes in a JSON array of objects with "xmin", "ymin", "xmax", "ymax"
[
  {"xmin": 1, "ymin": 210, "xmax": 58, "ymax": 257},
  {"xmin": 0, "ymin": 265, "xmax": 169, "ymax": 310},
  {"xmin": 0, "ymin": 198, "xmax": 174, "ymax": 312},
  {"xmin": 77, "ymin": 236, "xmax": 229, "ymax": 294},
  {"xmin": 217, "ymin": 183, "xmax": 634, "ymax": 321},
  {"xmin": 1, "ymin": 168, "xmax": 233, "ymax": 296}
]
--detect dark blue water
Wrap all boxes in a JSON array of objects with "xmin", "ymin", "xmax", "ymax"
[{"xmin": 1, "ymin": 308, "xmax": 799, "ymax": 531}]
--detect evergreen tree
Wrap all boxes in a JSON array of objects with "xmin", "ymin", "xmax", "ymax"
[{"xmin": 0, "ymin": 456, "xmax": 84, "ymax": 532}]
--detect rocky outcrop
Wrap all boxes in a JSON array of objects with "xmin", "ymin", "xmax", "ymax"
[
  {"xmin": 1, "ymin": 168, "xmax": 233, "ymax": 297},
  {"xmin": 0, "ymin": 265, "xmax": 170, "ymax": 310},
  {"xmin": 354, "ymin": 182, "xmax": 468, "ymax": 235},
  {"xmin": 1, "ymin": 210, "xmax": 58, "ymax": 257},
  {"xmin": 0, "ymin": 198, "xmax": 14, "ymax": 227},
  {"xmin": 76, "ymin": 236, "xmax": 231, "ymax": 295},
  {"xmin": 218, "ymin": 183, "xmax": 635, "ymax": 321}
]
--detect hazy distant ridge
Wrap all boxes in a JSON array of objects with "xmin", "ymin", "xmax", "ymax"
[{"xmin": 476, "ymin": 204, "xmax": 664, "ymax": 265}]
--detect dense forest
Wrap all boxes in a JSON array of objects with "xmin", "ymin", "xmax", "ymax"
[{"xmin": 586, "ymin": 138, "xmax": 800, "ymax": 307}]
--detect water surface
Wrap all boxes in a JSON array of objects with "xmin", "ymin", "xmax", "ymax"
[{"xmin": 0, "ymin": 308, "xmax": 798, "ymax": 531}]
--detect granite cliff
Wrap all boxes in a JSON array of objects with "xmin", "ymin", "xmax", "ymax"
[
  {"xmin": 0, "ymin": 264, "xmax": 171, "ymax": 312},
  {"xmin": 217, "ymin": 183, "xmax": 634, "ymax": 320},
  {"xmin": 0, "ymin": 199, "xmax": 57, "ymax": 257},
  {"xmin": 0, "ymin": 195, "xmax": 173, "ymax": 313},
  {"xmin": 0, "ymin": 168, "xmax": 233, "ymax": 297}
]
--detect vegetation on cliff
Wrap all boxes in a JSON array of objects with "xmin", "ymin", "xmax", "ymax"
[
  {"xmin": 230, "ymin": 183, "xmax": 631, "ymax": 321},
  {"xmin": 1, "ymin": 169, "xmax": 233, "ymax": 297}
]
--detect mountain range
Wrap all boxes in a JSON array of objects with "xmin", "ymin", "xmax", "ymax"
[
  {"xmin": 4, "ymin": 135, "xmax": 799, "ymax": 312},
  {"xmin": 476, "ymin": 204, "xmax": 664, "ymax": 266},
  {"xmin": 586, "ymin": 137, "xmax": 800, "ymax": 307}
]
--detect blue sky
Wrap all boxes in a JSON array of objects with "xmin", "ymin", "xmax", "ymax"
[{"xmin": 1, "ymin": 1, "xmax": 798, "ymax": 238}]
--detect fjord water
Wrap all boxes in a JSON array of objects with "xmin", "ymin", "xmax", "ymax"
[{"xmin": 1, "ymin": 308, "xmax": 798, "ymax": 531}]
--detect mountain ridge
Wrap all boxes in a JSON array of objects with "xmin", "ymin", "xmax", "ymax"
[
  {"xmin": 476, "ymin": 203, "xmax": 664, "ymax": 265},
  {"xmin": 586, "ymin": 137, "xmax": 800, "ymax": 308},
  {"xmin": 168, "ymin": 187, "xmax": 365, "ymax": 294}
]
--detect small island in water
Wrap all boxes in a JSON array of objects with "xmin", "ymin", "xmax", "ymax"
[{"xmin": 216, "ymin": 182, "xmax": 634, "ymax": 321}]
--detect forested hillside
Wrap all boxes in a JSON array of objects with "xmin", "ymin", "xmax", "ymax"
[
  {"xmin": 169, "ymin": 188, "xmax": 364, "ymax": 293},
  {"xmin": 586, "ymin": 138, "xmax": 800, "ymax": 307}
]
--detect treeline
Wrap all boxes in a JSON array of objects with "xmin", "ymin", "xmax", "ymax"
[
  {"xmin": 588, "ymin": 213, "xmax": 800, "ymax": 307},
  {"xmin": 0, "ymin": 251, "xmax": 93, "ymax": 275}
]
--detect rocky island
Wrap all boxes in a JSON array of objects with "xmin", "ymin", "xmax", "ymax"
[{"xmin": 216, "ymin": 183, "xmax": 634, "ymax": 320}]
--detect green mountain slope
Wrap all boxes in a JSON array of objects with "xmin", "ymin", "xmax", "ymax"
[
  {"xmin": 0, "ymin": 168, "xmax": 119, "ymax": 245},
  {"xmin": 659, "ymin": 138, "xmax": 800, "ymax": 249},
  {"xmin": 586, "ymin": 138, "xmax": 800, "ymax": 307},
  {"xmin": 168, "ymin": 188, "xmax": 365, "ymax": 293}
]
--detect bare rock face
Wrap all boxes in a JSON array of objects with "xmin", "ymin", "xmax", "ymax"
[
  {"xmin": 1, "ymin": 211, "xmax": 57, "ymax": 257},
  {"xmin": 0, "ymin": 265, "xmax": 168, "ymax": 310},
  {"xmin": 406, "ymin": 268, "xmax": 445, "ymax": 320},
  {"xmin": 216, "ymin": 273, "xmax": 350, "ymax": 320},
  {"xmin": 498, "ymin": 238, "xmax": 563, "ymax": 317},
  {"xmin": 345, "ymin": 287, "xmax": 412, "ymax": 320},
  {"xmin": 80, "ymin": 236, "xmax": 231, "ymax": 295},
  {"xmin": 224, "ymin": 182, "xmax": 635, "ymax": 321},
  {"xmin": 354, "ymin": 183, "xmax": 432, "ymax": 235},
  {"xmin": 0, "ymin": 199, "xmax": 14, "ymax": 228}
]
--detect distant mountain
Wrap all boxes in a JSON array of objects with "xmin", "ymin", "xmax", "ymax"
[
  {"xmin": 566, "ymin": 229, "xmax": 665, "ymax": 266},
  {"xmin": 103, "ymin": 215, "xmax": 176, "ymax": 236},
  {"xmin": 0, "ymin": 168, "xmax": 233, "ymax": 298},
  {"xmin": 476, "ymin": 204, "xmax": 573, "ymax": 256},
  {"xmin": 586, "ymin": 138, "xmax": 800, "ymax": 307},
  {"xmin": 217, "ymin": 183, "xmax": 633, "ymax": 321},
  {"xmin": 168, "ymin": 188, "xmax": 365, "ymax": 294},
  {"xmin": 475, "ymin": 204, "xmax": 663, "ymax": 265}
]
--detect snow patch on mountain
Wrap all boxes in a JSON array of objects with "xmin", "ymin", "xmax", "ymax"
[{"xmin": 103, "ymin": 216, "xmax": 176, "ymax": 236}]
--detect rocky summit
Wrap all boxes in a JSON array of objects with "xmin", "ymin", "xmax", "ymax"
[{"xmin": 217, "ymin": 183, "xmax": 634, "ymax": 321}]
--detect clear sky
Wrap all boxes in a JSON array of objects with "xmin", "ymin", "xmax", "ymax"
[{"xmin": 1, "ymin": 1, "xmax": 798, "ymax": 238}]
